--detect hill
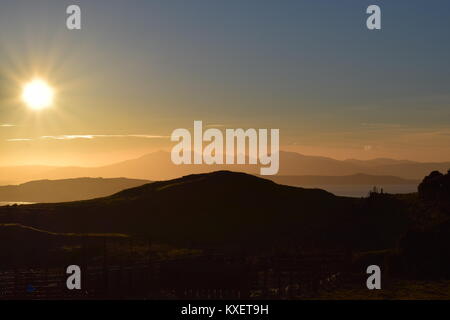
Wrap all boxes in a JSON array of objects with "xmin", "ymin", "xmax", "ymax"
[
  {"xmin": 0, "ymin": 171, "xmax": 408, "ymax": 251},
  {"xmin": 0, "ymin": 177, "xmax": 149, "ymax": 203}
]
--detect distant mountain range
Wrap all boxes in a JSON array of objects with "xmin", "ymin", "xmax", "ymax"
[
  {"xmin": 1, "ymin": 151, "xmax": 449, "ymax": 184},
  {"xmin": 0, "ymin": 177, "xmax": 149, "ymax": 203}
]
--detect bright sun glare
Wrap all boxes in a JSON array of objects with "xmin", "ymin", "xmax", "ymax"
[{"xmin": 22, "ymin": 79, "xmax": 54, "ymax": 110}]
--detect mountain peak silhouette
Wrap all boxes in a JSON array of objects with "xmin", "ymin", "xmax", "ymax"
[{"xmin": 2, "ymin": 151, "xmax": 450, "ymax": 184}]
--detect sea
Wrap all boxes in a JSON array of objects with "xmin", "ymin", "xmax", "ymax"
[
  {"xmin": 296, "ymin": 184, "xmax": 418, "ymax": 197},
  {"xmin": 0, "ymin": 201, "xmax": 35, "ymax": 206}
]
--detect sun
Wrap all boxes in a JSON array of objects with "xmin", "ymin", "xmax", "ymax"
[{"xmin": 22, "ymin": 79, "xmax": 54, "ymax": 110}]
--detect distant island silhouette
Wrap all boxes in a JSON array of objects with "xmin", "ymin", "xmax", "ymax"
[
  {"xmin": 0, "ymin": 177, "xmax": 149, "ymax": 203},
  {"xmin": 1, "ymin": 151, "xmax": 449, "ymax": 184}
]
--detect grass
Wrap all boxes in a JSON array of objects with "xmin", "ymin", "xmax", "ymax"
[
  {"xmin": 315, "ymin": 279, "xmax": 450, "ymax": 300},
  {"xmin": 0, "ymin": 223, "xmax": 129, "ymax": 238}
]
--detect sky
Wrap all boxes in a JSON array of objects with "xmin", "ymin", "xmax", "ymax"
[{"xmin": 1, "ymin": 0, "xmax": 450, "ymax": 166}]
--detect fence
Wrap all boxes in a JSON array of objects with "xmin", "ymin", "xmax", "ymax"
[{"xmin": 0, "ymin": 237, "xmax": 350, "ymax": 300}]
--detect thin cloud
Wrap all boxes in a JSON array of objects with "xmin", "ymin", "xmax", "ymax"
[
  {"xmin": 6, "ymin": 134, "xmax": 169, "ymax": 142},
  {"xmin": 6, "ymin": 138, "xmax": 32, "ymax": 142},
  {"xmin": 41, "ymin": 134, "xmax": 169, "ymax": 140},
  {"xmin": 361, "ymin": 122, "xmax": 405, "ymax": 128},
  {"xmin": 0, "ymin": 124, "xmax": 15, "ymax": 127},
  {"xmin": 41, "ymin": 135, "xmax": 95, "ymax": 140}
]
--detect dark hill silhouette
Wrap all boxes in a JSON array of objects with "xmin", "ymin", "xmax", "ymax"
[
  {"xmin": 0, "ymin": 177, "xmax": 150, "ymax": 203},
  {"xmin": 0, "ymin": 171, "xmax": 407, "ymax": 251}
]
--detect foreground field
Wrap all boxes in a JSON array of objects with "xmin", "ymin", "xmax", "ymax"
[{"xmin": 316, "ymin": 279, "xmax": 450, "ymax": 300}]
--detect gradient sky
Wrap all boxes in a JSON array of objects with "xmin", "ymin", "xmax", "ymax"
[{"xmin": 1, "ymin": 0, "xmax": 450, "ymax": 166}]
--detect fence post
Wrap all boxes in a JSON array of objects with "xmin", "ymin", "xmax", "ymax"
[{"xmin": 103, "ymin": 238, "xmax": 109, "ymax": 298}]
